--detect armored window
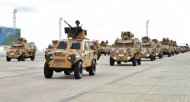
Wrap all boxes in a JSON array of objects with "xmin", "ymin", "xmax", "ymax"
[
  {"xmin": 57, "ymin": 42, "xmax": 67, "ymax": 49},
  {"xmin": 142, "ymin": 44, "xmax": 151, "ymax": 47},
  {"xmin": 71, "ymin": 43, "xmax": 80, "ymax": 49}
]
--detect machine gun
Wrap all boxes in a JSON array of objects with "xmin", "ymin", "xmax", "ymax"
[
  {"xmin": 63, "ymin": 20, "xmax": 83, "ymax": 37},
  {"xmin": 63, "ymin": 20, "xmax": 73, "ymax": 28}
]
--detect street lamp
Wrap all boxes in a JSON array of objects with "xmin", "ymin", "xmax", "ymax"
[
  {"xmin": 13, "ymin": 9, "xmax": 17, "ymax": 27},
  {"xmin": 59, "ymin": 17, "xmax": 63, "ymax": 41},
  {"xmin": 146, "ymin": 20, "xmax": 149, "ymax": 36}
]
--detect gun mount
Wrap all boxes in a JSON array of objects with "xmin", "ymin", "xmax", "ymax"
[
  {"xmin": 152, "ymin": 39, "xmax": 159, "ymax": 43},
  {"xmin": 15, "ymin": 38, "xmax": 27, "ymax": 44},
  {"xmin": 64, "ymin": 20, "xmax": 87, "ymax": 39},
  {"xmin": 121, "ymin": 31, "xmax": 134, "ymax": 40},
  {"xmin": 141, "ymin": 36, "xmax": 151, "ymax": 43}
]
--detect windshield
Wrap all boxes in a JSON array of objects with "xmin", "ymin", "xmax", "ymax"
[
  {"xmin": 71, "ymin": 43, "xmax": 80, "ymax": 49},
  {"xmin": 57, "ymin": 42, "xmax": 67, "ymax": 49},
  {"xmin": 142, "ymin": 44, "xmax": 151, "ymax": 48},
  {"xmin": 11, "ymin": 45, "xmax": 23, "ymax": 49},
  {"xmin": 115, "ymin": 43, "xmax": 133, "ymax": 47}
]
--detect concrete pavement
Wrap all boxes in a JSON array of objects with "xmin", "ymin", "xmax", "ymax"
[{"xmin": 0, "ymin": 52, "xmax": 190, "ymax": 102}]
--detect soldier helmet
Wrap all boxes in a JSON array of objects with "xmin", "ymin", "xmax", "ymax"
[{"xmin": 75, "ymin": 20, "xmax": 80, "ymax": 25}]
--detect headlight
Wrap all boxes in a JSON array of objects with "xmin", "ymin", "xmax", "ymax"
[
  {"xmin": 46, "ymin": 54, "xmax": 53, "ymax": 62},
  {"xmin": 68, "ymin": 54, "xmax": 76, "ymax": 62},
  {"xmin": 123, "ymin": 50, "xmax": 126, "ymax": 53},
  {"xmin": 128, "ymin": 57, "xmax": 131, "ymax": 59},
  {"xmin": 116, "ymin": 50, "xmax": 119, "ymax": 53}
]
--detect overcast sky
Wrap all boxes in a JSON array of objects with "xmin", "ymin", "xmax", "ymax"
[{"xmin": 0, "ymin": 0, "xmax": 190, "ymax": 50}]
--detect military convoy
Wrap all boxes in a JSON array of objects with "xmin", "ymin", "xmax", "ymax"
[
  {"xmin": 6, "ymin": 38, "xmax": 37, "ymax": 62},
  {"xmin": 109, "ymin": 31, "xmax": 142, "ymax": 66},
  {"xmin": 99, "ymin": 40, "xmax": 110, "ymax": 56},
  {"xmin": 44, "ymin": 20, "xmax": 100, "ymax": 79},
  {"xmin": 161, "ymin": 38, "xmax": 173, "ymax": 57},
  {"xmin": 151, "ymin": 39, "xmax": 163, "ymax": 59},
  {"xmin": 141, "ymin": 36, "xmax": 157, "ymax": 61}
]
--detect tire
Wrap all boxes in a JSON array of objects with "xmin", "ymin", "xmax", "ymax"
[
  {"xmin": 108, "ymin": 53, "xmax": 110, "ymax": 56},
  {"xmin": 137, "ymin": 58, "xmax": 141, "ymax": 65},
  {"xmin": 44, "ymin": 63, "xmax": 53, "ymax": 78},
  {"xmin": 74, "ymin": 61, "xmax": 83, "ymax": 79},
  {"xmin": 97, "ymin": 51, "xmax": 101, "ymax": 60},
  {"xmin": 31, "ymin": 55, "xmax": 35, "ymax": 61},
  {"xmin": 110, "ymin": 56, "xmax": 115, "ymax": 66},
  {"xmin": 21, "ymin": 54, "xmax": 25, "ymax": 61},
  {"xmin": 168, "ymin": 53, "xmax": 171, "ymax": 57},
  {"xmin": 117, "ymin": 61, "xmax": 121, "ymax": 65},
  {"xmin": 6, "ymin": 56, "xmax": 11, "ymax": 62},
  {"xmin": 89, "ymin": 60, "xmax": 96, "ymax": 76},
  {"xmin": 150, "ymin": 55, "xmax": 154, "ymax": 61},
  {"xmin": 154, "ymin": 56, "xmax": 156, "ymax": 60},
  {"xmin": 104, "ymin": 53, "xmax": 106, "ymax": 56},
  {"xmin": 132, "ymin": 57, "xmax": 137, "ymax": 66},
  {"xmin": 64, "ymin": 71, "xmax": 70, "ymax": 75},
  {"xmin": 158, "ymin": 54, "xmax": 162, "ymax": 59}
]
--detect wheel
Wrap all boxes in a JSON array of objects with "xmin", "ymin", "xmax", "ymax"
[
  {"xmin": 158, "ymin": 54, "xmax": 162, "ymax": 59},
  {"xmin": 104, "ymin": 53, "xmax": 106, "ymax": 56},
  {"xmin": 150, "ymin": 55, "xmax": 154, "ymax": 61},
  {"xmin": 97, "ymin": 51, "xmax": 101, "ymax": 60},
  {"xmin": 132, "ymin": 56, "xmax": 137, "ymax": 66},
  {"xmin": 74, "ymin": 61, "xmax": 83, "ymax": 79},
  {"xmin": 64, "ymin": 71, "xmax": 70, "ymax": 75},
  {"xmin": 168, "ymin": 53, "xmax": 171, "ymax": 57},
  {"xmin": 17, "ymin": 58, "xmax": 21, "ymax": 61},
  {"xmin": 89, "ymin": 60, "xmax": 96, "ymax": 76},
  {"xmin": 21, "ymin": 54, "xmax": 26, "ymax": 61},
  {"xmin": 44, "ymin": 63, "xmax": 53, "ymax": 78},
  {"xmin": 110, "ymin": 56, "xmax": 115, "ymax": 66},
  {"xmin": 154, "ymin": 56, "xmax": 156, "ymax": 60},
  {"xmin": 117, "ymin": 61, "xmax": 121, "ymax": 65},
  {"xmin": 108, "ymin": 52, "xmax": 110, "ymax": 56},
  {"xmin": 31, "ymin": 55, "xmax": 35, "ymax": 61},
  {"xmin": 137, "ymin": 58, "xmax": 141, "ymax": 65},
  {"xmin": 6, "ymin": 56, "xmax": 11, "ymax": 62}
]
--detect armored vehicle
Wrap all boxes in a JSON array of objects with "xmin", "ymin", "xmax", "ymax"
[
  {"xmin": 6, "ymin": 38, "xmax": 37, "ymax": 62},
  {"xmin": 44, "ymin": 20, "xmax": 99, "ymax": 79},
  {"xmin": 141, "ymin": 36, "xmax": 157, "ymax": 61},
  {"xmin": 151, "ymin": 39, "xmax": 163, "ymax": 59},
  {"xmin": 171, "ymin": 41, "xmax": 180, "ymax": 54},
  {"xmin": 45, "ymin": 40, "xmax": 59, "ymax": 58},
  {"xmin": 161, "ymin": 38, "xmax": 172, "ymax": 57},
  {"xmin": 99, "ymin": 40, "xmax": 110, "ymax": 56},
  {"xmin": 109, "ymin": 31, "xmax": 142, "ymax": 66},
  {"xmin": 179, "ymin": 44, "xmax": 190, "ymax": 53}
]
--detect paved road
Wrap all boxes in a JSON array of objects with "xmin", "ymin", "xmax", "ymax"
[{"xmin": 0, "ymin": 52, "xmax": 190, "ymax": 102}]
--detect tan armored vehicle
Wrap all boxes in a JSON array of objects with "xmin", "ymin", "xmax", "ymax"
[
  {"xmin": 6, "ymin": 38, "xmax": 37, "ymax": 62},
  {"xmin": 141, "ymin": 36, "xmax": 157, "ymax": 61},
  {"xmin": 179, "ymin": 44, "xmax": 190, "ymax": 53},
  {"xmin": 109, "ymin": 31, "xmax": 142, "ymax": 66},
  {"xmin": 151, "ymin": 39, "xmax": 163, "ymax": 59},
  {"xmin": 45, "ymin": 40, "xmax": 59, "ymax": 58},
  {"xmin": 161, "ymin": 38, "xmax": 172, "ymax": 57},
  {"xmin": 99, "ymin": 40, "xmax": 110, "ymax": 56},
  {"xmin": 44, "ymin": 20, "xmax": 99, "ymax": 79},
  {"xmin": 171, "ymin": 40, "xmax": 180, "ymax": 54}
]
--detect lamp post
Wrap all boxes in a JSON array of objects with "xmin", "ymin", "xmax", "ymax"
[
  {"xmin": 59, "ymin": 17, "xmax": 63, "ymax": 41},
  {"xmin": 146, "ymin": 20, "xmax": 149, "ymax": 37},
  {"xmin": 13, "ymin": 9, "xmax": 17, "ymax": 27}
]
